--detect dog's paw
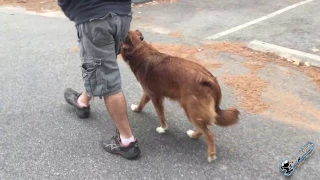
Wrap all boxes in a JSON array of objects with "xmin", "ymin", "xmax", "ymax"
[
  {"xmin": 156, "ymin": 126, "xmax": 167, "ymax": 134},
  {"xmin": 130, "ymin": 104, "xmax": 139, "ymax": 112},
  {"xmin": 187, "ymin": 130, "xmax": 195, "ymax": 138},
  {"xmin": 208, "ymin": 155, "xmax": 217, "ymax": 163}
]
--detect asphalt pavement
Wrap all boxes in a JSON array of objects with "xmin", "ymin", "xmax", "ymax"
[{"xmin": 1, "ymin": 1, "xmax": 320, "ymax": 180}]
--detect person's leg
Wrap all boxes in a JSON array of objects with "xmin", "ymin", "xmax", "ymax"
[
  {"xmin": 70, "ymin": 13, "xmax": 139, "ymax": 159},
  {"xmin": 100, "ymin": 13, "xmax": 141, "ymax": 159},
  {"xmin": 78, "ymin": 91, "xmax": 91, "ymax": 107},
  {"xmin": 64, "ymin": 88, "xmax": 91, "ymax": 118},
  {"xmin": 64, "ymin": 22, "xmax": 93, "ymax": 118},
  {"xmin": 102, "ymin": 91, "xmax": 140, "ymax": 159},
  {"xmin": 104, "ymin": 92, "xmax": 133, "ymax": 139}
]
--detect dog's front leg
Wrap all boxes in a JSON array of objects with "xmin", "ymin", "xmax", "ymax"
[
  {"xmin": 151, "ymin": 97, "xmax": 168, "ymax": 134},
  {"xmin": 131, "ymin": 92, "xmax": 150, "ymax": 112}
]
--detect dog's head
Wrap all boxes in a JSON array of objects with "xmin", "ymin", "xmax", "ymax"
[
  {"xmin": 120, "ymin": 30, "xmax": 144, "ymax": 63},
  {"xmin": 121, "ymin": 30, "xmax": 144, "ymax": 51}
]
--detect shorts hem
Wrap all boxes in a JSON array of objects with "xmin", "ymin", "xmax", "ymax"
[{"xmin": 103, "ymin": 88, "xmax": 122, "ymax": 97}]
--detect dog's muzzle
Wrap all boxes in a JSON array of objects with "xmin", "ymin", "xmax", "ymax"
[{"xmin": 139, "ymin": 35, "xmax": 144, "ymax": 41}]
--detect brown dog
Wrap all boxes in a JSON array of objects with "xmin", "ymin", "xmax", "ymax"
[{"xmin": 120, "ymin": 30, "xmax": 240, "ymax": 162}]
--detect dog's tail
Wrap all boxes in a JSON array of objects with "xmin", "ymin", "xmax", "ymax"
[
  {"xmin": 214, "ymin": 107, "xmax": 240, "ymax": 127},
  {"xmin": 199, "ymin": 78, "xmax": 240, "ymax": 127}
]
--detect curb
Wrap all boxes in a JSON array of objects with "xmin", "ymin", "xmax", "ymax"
[{"xmin": 248, "ymin": 40, "xmax": 320, "ymax": 68}]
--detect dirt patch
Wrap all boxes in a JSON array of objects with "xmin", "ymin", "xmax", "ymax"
[
  {"xmin": 204, "ymin": 42, "xmax": 320, "ymax": 131},
  {"xmin": 151, "ymin": 43, "xmax": 199, "ymax": 59},
  {"xmin": 0, "ymin": 0, "xmax": 60, "ymax": 12},
  {"xmin": 168, "ymin": 32, "xmax": 183, "ymax": 37},
  {"xmin": 154, "ymin": 0, "xmax": 177, "ymax": 3},
  {"xmin": 243, "ymin": 61, "xmax": 265, "ymax": 74},
  {"xmin": 203, "ymin": 42, "xmax": 320, "ymax": 88},
  {"xmin": 223, "ymin": 75, "xmax": 269, "ymax": 113},
  {"xmin": 151, "ymin": 43, "xmax": 222, "ymax": 69},
  {"xmin": 301, "ymin": 66, "xmax": 320, "ymax": 88},
  {"xmin": 263, "ymin": 87, "xmax": 320, "ymax": 131}
]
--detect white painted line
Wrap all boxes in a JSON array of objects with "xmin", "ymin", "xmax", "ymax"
[
  {"xmin": 248, "ymin": 40, "xmax": 320, "ymax": 68},
  {"xmin": 205, "ymin": 0, "xmax": 314, "ymax": 40}
]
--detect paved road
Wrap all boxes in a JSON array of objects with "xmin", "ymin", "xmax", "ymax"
[
  {"xmin": 133, "ymin": 0, "xmax": 320, "ymax": 55},
  {"xmin": 1, "ymin": 1, "xmax": 320, "ymax": 180}
]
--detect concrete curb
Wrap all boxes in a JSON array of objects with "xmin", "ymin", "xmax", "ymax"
[{"xmin": 248, "ymin": 40, "xmax": 320, "ymax": 68}]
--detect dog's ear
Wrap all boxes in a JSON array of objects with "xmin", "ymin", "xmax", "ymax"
[
  {"xmin": 130, "ymin": 32, "xmax": 144, "ymax": 45},
  {"xmin": 135, "ymin": 29, "xmax": 144, "ymax": 41},
  {"xmin": 135, "ymin": 29, "xmax": 142, "ymax": 36}
]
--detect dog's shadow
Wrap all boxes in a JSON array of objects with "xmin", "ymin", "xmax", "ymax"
[{"xmin": 127, "ymin": 108, "xmax": 227, "ymax": 164}]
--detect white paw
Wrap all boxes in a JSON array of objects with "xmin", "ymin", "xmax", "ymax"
[
  {"xmin": 187, "ymin": 130, "xmax": 195, "ymax": 138},
  {"xmin": 156, "ymin": 126, "xmax": 167, "ymax": 134},
  {"xmin": 208, "ymin": 155, "xmax": 217, "ymax": 163},
  {"xmin": 131, "ymin": 104, "xmax": 139, "ymax": 112}
]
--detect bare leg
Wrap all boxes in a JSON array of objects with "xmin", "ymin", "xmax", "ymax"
[
  {"xmin": 151, "ymin": 98, "xmax": 168, "ymax": 134},
  {"xmin": 131, "ymin": 93, "xmax": 150, "ymax": 112},
  {"xmin": 104, "ymin": 92, "xmax": 133, "ymax": 139}
]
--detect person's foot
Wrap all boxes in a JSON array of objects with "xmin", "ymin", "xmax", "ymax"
[
  {"xmin": 64, "ymin": 88, "xmax": 90, "ymax": 118},
  {"xmin": 102, "ymin": 131, "xmax": 141, "ymax": 160}
]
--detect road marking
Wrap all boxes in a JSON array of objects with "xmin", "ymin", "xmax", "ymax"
[{"xmin": 204, "ymin": 0, "xmax": 314, "ymax": 40}]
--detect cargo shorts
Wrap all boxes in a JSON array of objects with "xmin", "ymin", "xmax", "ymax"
[{"xmin": 76, "ymin": 12, "xmax": 132, "ymax": 97}]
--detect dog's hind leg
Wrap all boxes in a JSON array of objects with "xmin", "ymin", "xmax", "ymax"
[
  {"xmin": 151, "ymin": 97, "xmax": 168, "ymax": 134},
  {"xmin": 131, "ymin": 92, "xmax": 150, "ymax": 112},
  {"xmin": 201, "ymin": 125, "xmax": 216, "ymax": 163},
  {"xmin": 185, "ymin": 111, "xmax": 203, "ymax": 139},
  {"xmin": 186, "ymin": 109, "xmax": 216, "ymax": 162}
]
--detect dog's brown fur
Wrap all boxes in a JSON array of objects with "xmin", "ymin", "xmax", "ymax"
[{"xmin": 120, "ymin": 30, "xmax": 240, "ymax": 162}]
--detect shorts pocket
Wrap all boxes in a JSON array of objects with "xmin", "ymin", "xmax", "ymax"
[
  {"xmin": 92, "ymin": 31, "xmax": 114, "ymax": 47},
  {"xmin": 89, "ymin": 13, "xmax": 116, "ymax": 47},
  {"xmin": 81, "ymin": 58, "xmax": 105, "ymax": 96}
]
